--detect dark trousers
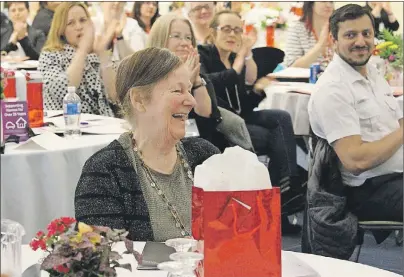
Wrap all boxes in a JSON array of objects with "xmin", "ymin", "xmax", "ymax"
[
  {"xmin": 244, "ymin": 109, "xmax": 298, "ymax": 187},
  {"xmin": 347, "ymin": 172, "xmax": 403, "ymax": 222}
]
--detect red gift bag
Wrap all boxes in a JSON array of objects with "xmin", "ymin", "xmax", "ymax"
[{"xmin": 192, "ymin": 187, "xmax": 281, "ymax": 277}]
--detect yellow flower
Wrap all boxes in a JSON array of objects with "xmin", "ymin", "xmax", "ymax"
[
  {"xmin": 88, "ymin": 233, "xmax": 102, "ymax": 245},
  {"xmin": 78, "ymin": 222, "xmax": 93, "ymax": 234},
  {"xmin": 388, "ymin": 44, "xmax": 399, "ymax": 50},
  {"xmin": 376, "ymin": 41, "xmax": 393, "ymax": 50},
  {"xmin": 70, "ymin": 232, "xmax": 83, "ymax": 244}
]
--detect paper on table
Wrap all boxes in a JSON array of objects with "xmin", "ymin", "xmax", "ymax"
[
  {"xmin": 14, "ymin": 132, "xmax": 69, "ymax": 151},
  {"xmin": 269, "ymin": 67, "xmax": 310, "ymax": 79},
  {"xmin": 266, "ymin": 82, "xmax": 315, "ymax": 95}
]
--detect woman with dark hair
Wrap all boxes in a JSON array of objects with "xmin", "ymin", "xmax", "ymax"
[
  {"xmin": 364, "ymin": 2, "xmax": 399, "ymax": 37},
  {"xmin": 131, "ymin": 1, "xmax": 159, "ymax": 34},
  {"xmin": 283, "ymin": 2, "xmax": 334, "ymax": 68},
  {"xmin": 199, "ymin": 10, "xmax": 306, "ymax": 234}
]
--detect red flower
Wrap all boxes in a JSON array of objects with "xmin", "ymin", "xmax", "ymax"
[
  {"xmin": 54, "ymin": 264, "xmax": 70, "ymax": 273},
  {"xmin": 61, "ymin": 217, "xmax": 76, "ymax": 226},
  {"xmin": 30, "ymin": 239, "xmax": 40, "ymax": 251},
  {"xmin": 36, "ymin": 231, "xmax": 45, "ymax": 238},
  {"xmin": 29, "ymin": 238, "xmax": 46, "ymax": 251},
  {"xmin": 47, "ymin": 217, "xmax": 76, "ymax": 237}
]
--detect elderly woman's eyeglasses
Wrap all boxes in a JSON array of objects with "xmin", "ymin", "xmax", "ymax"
[
  {"xmin": 169, "ymin": 34, "xmax": 193, "ymax": 42},
  {"xmin": 190, "ymin": 4, "xmax": 212, "ymax": 13},
  {"xmin": 217, "ymin": 26, "xmax": 243, "ymax": 35}
]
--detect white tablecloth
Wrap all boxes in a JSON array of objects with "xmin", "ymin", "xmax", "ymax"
[
  {"xmin": 21, "ymin": 242, "xmax": 400, "ymax": 277},
  {"xmin": 259, "ymin": 85, "xmax": 404, "ymax": 136},
  {"xmin": 1, "ymin": 113, "xmax": 121, "ymax": 243},
  {"xmin": 1, "ymin": 112, "xmax": 199, "ymax": 243}
]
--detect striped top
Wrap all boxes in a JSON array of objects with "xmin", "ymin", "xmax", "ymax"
[
  {"xmin": 283, "ymin": 20, "xmax": 325, "ymax": 67},
  {"xmin": 74, "ymin": 133, "xmax": 220, "ymax": 241}
]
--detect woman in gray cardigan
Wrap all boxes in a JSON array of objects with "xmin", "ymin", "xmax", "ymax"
[{"xmin": 75, "ymin": 48, "xmax": 220, "ymax": 242}]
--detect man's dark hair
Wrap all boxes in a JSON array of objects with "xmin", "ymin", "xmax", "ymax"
[
  {"xmin": 6, "ymin": 1, "xmax": 29, "ymax": 10},
  {"xmin": 329, "ymin": 4, "xmax": 375, "ymax": 40}
]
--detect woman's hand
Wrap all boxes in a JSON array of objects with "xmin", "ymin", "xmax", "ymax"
[
  {"xmin": 185, "ymin": 47, "xmax": 201, "ymax": 86},
  {"xmin": 115, "ymin": 14, "xmax": 127, "ymax": 37},
  {"xmin": 93, "ymin": 20, "xmax": 117, "ymax": 55},
  {"xmin": 238, "ymin": 31, "xmax": 257, "ymax": 57},
  {"xmin": 316, "ymin": 22, "xmax": 330, "ymax": 51},
  {"xmin": 78, "ymin": 21, "xmax": 95, "ymax": 54},
  {"xmin": 382, "ymin": 2, "xmax": 392, "ymax": 13}
]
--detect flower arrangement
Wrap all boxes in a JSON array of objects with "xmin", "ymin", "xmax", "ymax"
[
  {"xmin": 259, "ymin": 8, "xmax": 287, "ymax": 30},
  {"xmin": 374, "ymin": 29, "xmax": 403, "ymax": 71},
  {"xmin": 29, "ymin": 217, "xmax": 142, "ymax": 277}
]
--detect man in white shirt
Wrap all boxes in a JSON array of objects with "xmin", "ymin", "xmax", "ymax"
[
  {"xmin": 309, "ymin": 4, "xmax": 403, "ymax": 222},
  {"xmin": 92, "ymin": 2, "xmax": 146, "ymax": 61}
]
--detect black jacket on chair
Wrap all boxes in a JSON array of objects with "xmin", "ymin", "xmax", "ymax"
[
  {"xmin": 302, "ymin": 137, "xmax": 358, "ymax": 260},
  {"xmin": 1, "ymin": 23, "xmax": 45, "ymax": 60},
  {"xmin": 252, "ymin": 47, "xmax": 285, "ymax": 79}
]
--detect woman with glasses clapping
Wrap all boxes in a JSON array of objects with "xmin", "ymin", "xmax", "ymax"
[{"xmin": 199, "ymin": 10, "xmax": 305, "ymax": 233}]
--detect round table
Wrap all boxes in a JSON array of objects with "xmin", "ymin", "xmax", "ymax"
[
  {"xmin": 1, "ymin": 132, "xmax": 119, "ymax": 244},
  {"xmin": 1, "ymin": 112, "xmax": 126, "ymax": 243},
  {"xmin": 21, "ymin": 242, "xmax": 400, "ymax": 277},
  {"xmin": 259, "ymin": 84, "xmax": 404, "ymax": 136}
]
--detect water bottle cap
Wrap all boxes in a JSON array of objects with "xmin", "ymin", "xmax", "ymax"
[{"xmin": 68, "ymin": 86, "xmax": 76, "ymax": 93}]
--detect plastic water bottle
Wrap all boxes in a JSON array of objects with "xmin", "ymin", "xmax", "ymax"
[{"xmin": 63, "ymin": 86, "xmax": 81, "ymax": 138}]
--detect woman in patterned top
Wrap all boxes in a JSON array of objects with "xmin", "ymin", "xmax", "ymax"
[
  {"xmin": 38, "ymin": 2, "xmax": 117, "ymax": 116},
  {"xmin": 283, "ymin": 2, "xmax": 334, "ymax": 68}
]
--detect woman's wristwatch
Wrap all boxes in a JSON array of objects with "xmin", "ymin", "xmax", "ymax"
[{"xmin": 192, "ymin": 77, "xmax": 207, "ymax": 90}]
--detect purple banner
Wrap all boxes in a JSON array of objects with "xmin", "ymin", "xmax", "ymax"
[{"xmin": 1, "ymin": 100, "xmax": 29, "ymax": 142}]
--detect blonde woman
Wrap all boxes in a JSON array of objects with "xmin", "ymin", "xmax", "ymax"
[
  {"xmin": 147, "ymin": 13, "xmax": 254, "ymax": 152},
  {"xmin": 38, "ymin": 2, "xmax": 116, "ymax": 116}
]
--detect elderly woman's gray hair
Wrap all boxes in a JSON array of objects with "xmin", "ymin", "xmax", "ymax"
[{"xmin": 115, "ymin": 47, "xmax": 182, "ymax": 125}]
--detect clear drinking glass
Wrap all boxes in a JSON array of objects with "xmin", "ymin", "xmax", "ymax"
[
  {"xmin": 169, "ymin": 252, "xmax": 204, "ymax": 277},
  {"xmin": 1, "ymin": 219, "xmax": 25, "ymax": 277},
  {"xmin": 158, "ymin": 261, "xmax": 185, "ymax": 277},
  {"xmin": 165, "ymin": 238, "xmax": 197, "ymax": 252}
]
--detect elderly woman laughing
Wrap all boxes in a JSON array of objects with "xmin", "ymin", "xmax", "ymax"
[{"xmin": 74, "ymin": 47, "xmax": 220, "ymax": 241}]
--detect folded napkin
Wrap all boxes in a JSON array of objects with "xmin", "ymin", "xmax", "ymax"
[{"xmin": 14, "ymin": 132, "xmax": 68, "ymax": 151}]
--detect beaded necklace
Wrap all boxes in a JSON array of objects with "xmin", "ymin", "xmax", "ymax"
[{"xmin": 132, "ymin": 134, "xmax": 193, "ymax": 237}]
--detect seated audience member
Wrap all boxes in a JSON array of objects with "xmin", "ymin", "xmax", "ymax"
[
  {"xmin": 185, "ymin": 2, "xmax": 215, "ymax": 44},
  {"xmin": 75, "ymin": 48, "xmax": 220, "ymax": 241},
  {"xmin": 364, "ymin": 2, "xmax": 399, "ymax": 37},
  {"xmin": 199, "ymin": 10, "xmax": 305, "ymax": 233},
  {"xmin": 284, "ymin": 2, "xmax": 334, "ymax": 68},
  {"xmin": 32, "ymin": 2, "xmax": 61, "ymax": 38},
  {"xmin": 38, "ymin": 2, "xmax": 115, "ymax": 116},
  {"xmin": 186, "ymin": 2, "xmax": 254, "ymax": 151},
  {"xmin": 147, "ymin": 13, "xmax": 253, "ymax": 152},
  {"xmin": 309, "ymin": 4, "xmax": 403, "ymax": 223},
  {"xmin": 0, "ymin": 2, "xmax": 45, "ymax": 60},
  {"xmin": 131, "ymin": 2, "xmax": 159, "ymax": 34},
  {"xmin": 92, "ymin": 2, "xmax": 144, "ymax": 59}
]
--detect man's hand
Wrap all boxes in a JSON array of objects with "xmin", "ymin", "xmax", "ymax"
[{"xmin": 13, "ymin": 21, "xmax": 28, "ymax": 41}]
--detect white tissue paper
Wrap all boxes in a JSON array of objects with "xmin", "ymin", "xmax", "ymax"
[{"xmin": 194, "ymin": 146, "xmax": 272, "ymax": 191}]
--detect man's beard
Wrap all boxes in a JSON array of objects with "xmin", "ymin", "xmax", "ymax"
[{"xmin": 337, "ymin": 46, "xmax": 372, "ymax": 67}]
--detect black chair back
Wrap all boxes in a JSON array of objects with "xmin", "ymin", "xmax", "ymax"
[{"xmin": 252, "ymin": 47, "xmax": 285, "ymax": 79}]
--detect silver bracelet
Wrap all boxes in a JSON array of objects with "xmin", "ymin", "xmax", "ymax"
[{"xmin": 245, "ymin": 54, "xmax": 253, "ymax": 61}]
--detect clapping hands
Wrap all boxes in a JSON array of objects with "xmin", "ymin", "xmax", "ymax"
[{"xmin": 184, "ymin": 46, "xmax": 201, "ymax": 86}]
